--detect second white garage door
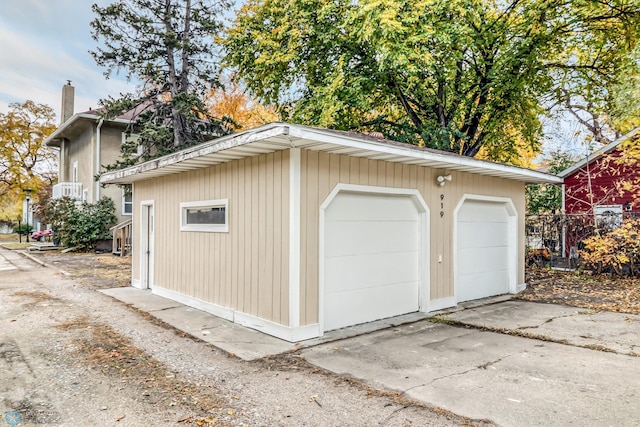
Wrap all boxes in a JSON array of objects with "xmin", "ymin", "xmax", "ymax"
[
  {"xmin": 456, "ymin": 199, "xmax": 514, "ymax": 302},
  {"xmin": 323, "ymin": 191, "xmax": 424, "ymax": 331}
]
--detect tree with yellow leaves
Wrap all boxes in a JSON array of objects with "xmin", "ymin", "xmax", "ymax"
[
  {"xmin": 0, "ymin": 101, "xmax": 57, "ymax": 222},
  {"xmin": 207, "ymin": 79, "xmax": 279, "ymax": 131}
]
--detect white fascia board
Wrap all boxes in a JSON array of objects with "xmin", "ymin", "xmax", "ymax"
[
  {"xmin": 45, "ymin": 113, "xmax": 132, "ymax": 147},
  {"xmin": 286, "ymin": 125, "xmax": 563, "ymax": 184},
  {"xmin": 101, "ymin": 121, "xmax": 562, "ymax": 185},
  {"xmin": 100, "ymin": 123, "xmax": 289, "ymax": 184}
]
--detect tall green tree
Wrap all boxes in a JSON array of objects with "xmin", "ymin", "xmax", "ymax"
[
  {"xmin": 91, "ymin": 0, "xmax": 232, "ymax": 168},
  {"xmin": 224, "ymin": 0, "xmax": 640, "ymax": 163},
  {"xmin": 526, "ymin": 151, "xmax": 576, "ymax": 214},
  {"xmin": 611, "ymin": 46, "xmax": 640, "ymax": 132}
]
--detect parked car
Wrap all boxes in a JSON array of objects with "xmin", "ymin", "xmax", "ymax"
[{"xmin": 31, "ymin": 229, "xmax": 53, "ymax": 241}]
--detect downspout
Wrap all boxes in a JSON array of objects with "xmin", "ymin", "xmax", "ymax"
[{"xmin": 95, "ymin": 118, "xmax": 104, "ymax": 201}]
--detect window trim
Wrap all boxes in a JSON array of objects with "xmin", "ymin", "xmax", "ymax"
[
  {"xmin": 121, "ymin": 132, "xmax": 142, "ymax": 157},
  {"xmin": 122, "ymin": 190, "xmax": 133, "ymax": 216},
  {"xmin": 594, "ymin": 204, "xmax": 622, "ymax": 229},
  {"xmin": 72, "ymin": 161, "xmax": 79, "ymax": 183},
  {"xmin": 180, "ymin": 199, "xmax": 229, "ymax": 233}
]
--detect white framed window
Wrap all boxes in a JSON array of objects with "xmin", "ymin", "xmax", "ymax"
[
  {"xmin": 595, "ymin": 204, "xmax": 622, "ymax": 230},
  {"xmin": 82, "ymin": 189, "xmax": 88, "ymax": 202},
  {"xmin": 180, "ymin": 199, "xmax": 228, "ymax": 232},
  {"xmin": 122, "ymin": 132, "xmax": 142, "ymax": 156},
  {"xmin": 72, "ymin": 161, "xmax": 79, "ymax": 183},
  {"xmin": 123, "ymin": 191, "xmax": 133, "ymax": 215}
]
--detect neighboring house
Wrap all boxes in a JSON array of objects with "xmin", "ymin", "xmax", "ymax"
[
  {"xmin": 559, "ymin": 127, "xmax": 640, "ymax": 255},
  {"xmin": 44, "ymin": 83, "xmax": 135, "ymax": 225},
  {"xmin": 101, "ymin": 123, "xmax": 560, "ymax": 342}
]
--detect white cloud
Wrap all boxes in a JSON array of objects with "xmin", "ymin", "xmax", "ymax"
[{"xmin": 0, "ymin": 0, "xmax": 136, "ymax": 121}]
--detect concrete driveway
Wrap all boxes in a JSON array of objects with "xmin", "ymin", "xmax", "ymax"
[
  {"xmin": 302, "ymin": 301, "xmax": 640, "ymax": 427},
  {"xmin": 102, "ymin": 284, "xmax": 640, "ymax": 426}
]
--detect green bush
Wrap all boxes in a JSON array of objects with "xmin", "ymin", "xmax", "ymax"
[
  {"xmin": 13, "ymin": 224, "xmax": 33, "ymax": 235},
  {"xmin": 42, "ymin": 197, "xmax": 117, "ymax": 251}
]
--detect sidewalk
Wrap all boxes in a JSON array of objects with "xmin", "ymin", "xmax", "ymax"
[{"xmin": 100, "ymin": 287, "xmax": 297, "ymax": 360}]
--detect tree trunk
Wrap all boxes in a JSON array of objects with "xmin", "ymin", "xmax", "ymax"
[{"xmin": 162, "ymin": 0, "xmax": 185, "ymax": 147}]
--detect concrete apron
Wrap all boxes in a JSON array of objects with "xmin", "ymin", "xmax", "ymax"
[
  {"xmin": 303, "ymin": 300, "xmax": 640, "ymax": 427},
  {"xmin": 102, "ymin": 287, "xmax": 640, "ymax": 426}
]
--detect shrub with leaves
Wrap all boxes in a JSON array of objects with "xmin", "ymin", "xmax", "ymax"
[
  {"xmin": 42, "ymin": 197, "xmax": 117, "ymax": 251},
  {"xmin": 43, "ymin": 197, "xmax": 76, "ymax": 241},
  {"xmin": 580, "ymin": 219, "xmax": 640, "ymax": 275},
  {"xmin": 13, "ymin": 224, "xmax": 33, "ymax": 235}
]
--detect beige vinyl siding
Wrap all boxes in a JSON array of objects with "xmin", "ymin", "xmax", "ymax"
[
  {"xmin": 66, "ymin": 126, "xmax": 93, "ymax": 194},
  {"xmin": 299, "ymin": 149, "xmax": 525, "ymax": 325},
  {"xmin": 131, "ymin": 151, "xmax": 291, "ymax": 325},
  {"xmin": 100, "ymin": 126, "xmax": 131, "ymax": 223}
]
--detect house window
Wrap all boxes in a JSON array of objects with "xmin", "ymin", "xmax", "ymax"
[
  {"xmin": 72, "ymin": 161, "xmax": 79, "ymax": 183},
  {"xmin": 123, "ymin": 191, "xmax": 133, "ymax": 215},
  {"xmin": 82, "ymin": 189, "xmax": 88, "ymax": 202},
  {"xmin": 122, "ymin": 132, "xmax": 142, "ymax": 156},
  {"xmin": 180, "ymin": 199, "xmax": 228, "ymax": 232},
  {"xmin": 594, "ymin": 204, "xmax": 622, "ymax": 231}
]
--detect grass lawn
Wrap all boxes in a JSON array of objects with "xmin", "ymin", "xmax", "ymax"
[
  {"xmin": 0, "ymin": 233, "xmax": 20, "ymax": 243},
  {"xmin": 1, "ymin": 242, "xmax": 31, "ymax": 250}
]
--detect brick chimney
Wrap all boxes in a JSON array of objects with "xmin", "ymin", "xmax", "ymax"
[{"xmin": 60, "ymin": 80, "xmax": 75, "ymax": 124}]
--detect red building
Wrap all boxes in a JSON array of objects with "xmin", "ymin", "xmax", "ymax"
[{"xmin": 558, "ymin": 128, "xmax": 640, "ymax": 255}]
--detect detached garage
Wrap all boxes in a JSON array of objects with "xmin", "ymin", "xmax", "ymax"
[{"xmin": 101, "ymin": 123, "xmax": 560, "ymax": 342}]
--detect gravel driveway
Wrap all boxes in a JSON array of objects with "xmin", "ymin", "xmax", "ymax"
[{"xmin": 0, "ymin": 248, "xmax": 485, "ymax": 426}]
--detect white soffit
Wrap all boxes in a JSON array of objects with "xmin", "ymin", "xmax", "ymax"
[{"xmin": 100, "ymin": 123, "xmax": 562, "ymax": 185}]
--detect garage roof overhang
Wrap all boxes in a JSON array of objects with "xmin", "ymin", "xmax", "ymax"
[{"xmin": 100, "ymin": 123, "xmax": 562, "ymax": 185}]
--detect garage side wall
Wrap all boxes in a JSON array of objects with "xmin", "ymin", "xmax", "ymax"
[
  {"xmin": 131, "ymin": 151, "xmax": 291, "ymax": 326},
  {"xmin": 299, "ymin": 150, "xmax": 525, "ymax": 325}
]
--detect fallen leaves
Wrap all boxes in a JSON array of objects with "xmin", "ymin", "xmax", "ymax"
[
  {"xmin": 11, "ymin": 290, "xmax": 60, "ymax": 305},
  {"xmin": 58, "ymin": 317, "xmax": 235, "ymax": 421},
  {"xmin": 521, "ymin": 268, "xmax": 640, "ymax": 315},
  {"xmin": 38, "ymin": 252, "xmax": 132, "ymax": 289},
  {"xmin": 177, "ymin": 416, "xmax": 216, "ymax": 424},
  {"xmin": 308, "ymin": 394, "xmax": 322, "ymax": 407}
]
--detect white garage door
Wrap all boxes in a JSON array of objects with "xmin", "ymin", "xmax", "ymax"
[
  {"xmin": 324, "ymin": 192, "xmax": 422, "ymax": 331},
  {"xmin": 456, "ymin": 199, "xmax": 513, "ymax": 302}
]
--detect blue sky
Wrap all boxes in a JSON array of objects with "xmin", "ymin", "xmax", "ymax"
[{"xmin": 0, "ymin": 0, "xmax": 135, "ymax": 122}]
